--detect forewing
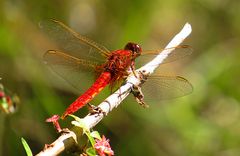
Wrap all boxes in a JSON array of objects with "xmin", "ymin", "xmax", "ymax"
[
  {"xmin": 141, "ymin": 75, "xmax": 193, "ymax": 104},
  {"xmin": 39, "ymin": 19, "xmax": 109, "ymax": 64},
  {"xmin": 44, "ymin": 50, "xmax": 103, "ymax": 93},
  {"xmin": 135, "ymin": 45, "xmax": 192, "ymax": 68},
  {"xmin": 40, "ymin": 19, "xmax": 111, "ymax": 93}
]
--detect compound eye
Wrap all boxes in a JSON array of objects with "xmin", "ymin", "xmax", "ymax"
[
  {"xmin": 124, "ymin": 42, "xmax": 142, "ymax": 56},
  {"xmin": 124, "ymin": 42, "xmax": 133, "ymax": 51},
  {"xmin": 135, "ymin": 44, "xmax": 142, "ymax": 54}
]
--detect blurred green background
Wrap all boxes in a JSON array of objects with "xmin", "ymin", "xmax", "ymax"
[{"xmin": 1, "ymin": 0, "xmax": 240, "ymax": 155}]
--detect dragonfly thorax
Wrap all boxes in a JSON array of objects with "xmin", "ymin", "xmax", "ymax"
[{"xmin": 103, "ymin": 49, "xmax": 135, "ymax": 81}]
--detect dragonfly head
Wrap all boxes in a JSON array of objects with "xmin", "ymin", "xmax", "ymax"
[{"xmin": 124, "ymin": 42, "xmax": 142, "ymax": 59}]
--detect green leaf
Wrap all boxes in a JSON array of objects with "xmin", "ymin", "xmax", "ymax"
[
  {"xmin": 85, "ymin": 131, "xmax": 96, "ymax": 147},
  {"xmin": 86, "ymin": 147, "xmax": 97, "ymax": 156},
  {"xmin": 68, "ymin": 114, "xmax": 82, "ymax": 122},
  {"xmin": 69, "ymin": 114, "xmax": 90, "ymax": 133},
  {"xmin": 21, "ymin": 138, "xmax": 33, "ymax": 156},
  {"xmin": 90, "ymin": 131, "xmax": 101, "ymax": 140}
]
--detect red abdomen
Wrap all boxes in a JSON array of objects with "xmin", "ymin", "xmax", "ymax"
[{"xmin": 62, "ymin": 72, "xmax": 111, "ymax": 118}]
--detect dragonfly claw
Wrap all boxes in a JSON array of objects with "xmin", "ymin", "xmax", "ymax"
[
  {"xmin": 129, "ymin": 70, "xmax": 149, "ymax": 108},
  {"xmin": 87, "ymin": 103, "xmax": 106, "ymax": 116},
  {"xmin": 131, "ymin": 71, "xmax": 150, "ymax": 108},
  {"xmin": 131, "ymin": 85, "xmax": 149, "ymax": 108}
]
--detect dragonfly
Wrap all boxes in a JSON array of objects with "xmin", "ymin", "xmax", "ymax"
[
  {"xmin": 0, "ymin": 82, "xmax": 19, "ymax": 114},
  {"xmin": 40, "ymin": 19, "xmax": 193, "ymax": 123}
]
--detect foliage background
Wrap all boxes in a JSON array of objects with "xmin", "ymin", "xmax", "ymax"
[{"xmin": 0, "ymin": 0, "xmax": 240, "ymax": 155}]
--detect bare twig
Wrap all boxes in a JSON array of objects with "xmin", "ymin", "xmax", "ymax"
[{"xmin": 36, "ymin": 23, "xmax": 192, "ymax": 156}]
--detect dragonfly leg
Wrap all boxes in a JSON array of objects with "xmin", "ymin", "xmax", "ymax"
[
  {"xmin": 87, "ymin": 103, "xmax": 106, "ymax": 116},
  {"xmin": 130, "ymin": 65, "xmax": 137, "ymax": 78},
  {"xmin": 131, "ymin": 85, "xmax": 149, "ymax": 108},
  {"xmin": 125, "ymin": 64, "xmax": 137, "ymax": 78},
  {"xmin": 131, "ymin": 70, "xmax": 150, "ymax": 108}
]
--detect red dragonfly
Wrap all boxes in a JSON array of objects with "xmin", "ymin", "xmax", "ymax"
[{"xmin": 40, "ymin": 19, "xmax": 192, "ymax": 121}]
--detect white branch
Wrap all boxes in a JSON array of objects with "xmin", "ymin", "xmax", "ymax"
[{"xmin": 36, "ymin": 23, "xmax": 192, "ymax": 156}]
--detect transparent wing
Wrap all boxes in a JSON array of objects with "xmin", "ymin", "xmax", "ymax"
[
  {"xmin": 39, "ymin": 19, "xmax": 111, "ymax": 93},
  {"xmin": 44, "ymin": 50, "xmax": 104, "ymax": 93},
  {"xmin": 141, "ymin": 75, "xmax": 193, "ymax": 103},
  {"xmin": 39, "ymin": 19, "xmax": 110, "ymax": 63},
  {"xmin": 135, "ymin": 45, "xmax": 192, "ymax": 68}
]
